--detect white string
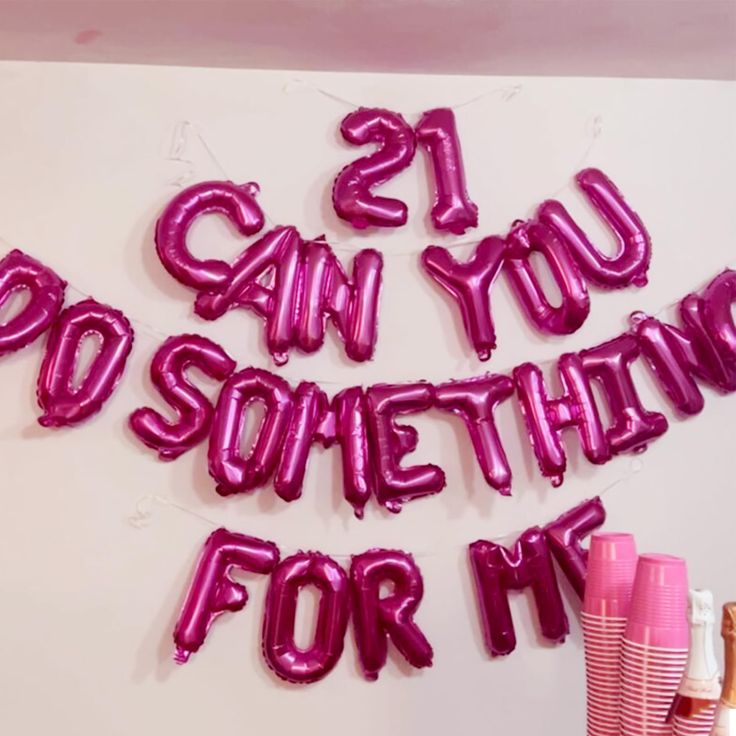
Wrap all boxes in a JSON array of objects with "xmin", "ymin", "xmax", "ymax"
[
  {"xmin": 548, "ymin": 115, "xmax": 604, "ymax": 199},
  {"xmin": 281, "ymin": 78, "xmax": 523, "ymax": 116},
  {"xmin": 127, "ymin": 457, "xmax": 644, "ymax": 556}
]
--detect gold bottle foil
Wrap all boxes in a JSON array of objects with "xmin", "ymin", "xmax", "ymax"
[{"xmin": 721, "ymin": 602, "xmax": 736, "ymax": 707}]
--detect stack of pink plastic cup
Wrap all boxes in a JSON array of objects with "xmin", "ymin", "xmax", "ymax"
[
  {"xmin": 620, "ymin": 554, "xmax": 689, "ymax": 736},
  {"xmin": 582, "ymin": 532, "xmax": 639, "ymax": 736},
  {"xmin": 671, "ymin": 706, "xmax": 717, "ymax": 736}
]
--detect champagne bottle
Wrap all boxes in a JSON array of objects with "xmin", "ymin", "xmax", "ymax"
[
  {"xmin": 668, "ymin": 590, "xmax": 720, "ymax": 729},
  {"xmin": 711, "ymin": 602, "xmax": 736, "ymax": 735}
]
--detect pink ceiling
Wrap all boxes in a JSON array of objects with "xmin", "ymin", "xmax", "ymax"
[{"xmin": 1, "ymin": 0, "xmax": 734, "ymax": 79}]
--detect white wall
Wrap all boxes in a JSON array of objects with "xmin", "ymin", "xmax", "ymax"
[{"xmin": 0, "ymin": 62, "xmax": 733, "ymax": 735}]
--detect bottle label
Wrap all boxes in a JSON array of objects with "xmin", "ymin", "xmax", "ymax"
[{"xmin": 678, "ymin": 675, "xmax": 723, "ymax": 700}]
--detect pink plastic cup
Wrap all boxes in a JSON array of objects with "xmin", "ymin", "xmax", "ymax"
[
  {"xmin": 621, "ymin": 665, "xmax": 687, "ymax": 679},
  {"xmin": 671, "ymin": 708, "xmax": 717, "ymax": 736},
  {"xmin": 584, "ymin": 533, "xmax": 638, "ymax": 617},
  {"xmin": 583, "ymin": 533, "xmax": 639, "ymax": 736},
  {"xmin": 586, "ymin": 665, "xmax": 621, "ymax": 677},
  {"xmin": 625, "ymin": 554, "xmax": 689, "ymax": 649},
  {"xmin": 584, "ymin": 627, "xmax": 629, "ymax": 637}
]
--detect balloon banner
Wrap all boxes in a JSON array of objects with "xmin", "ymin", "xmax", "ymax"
[
  {"xmin": 156, "ymin": 184, "xmax": 383, "ymax": 366},
  {"xmin": 157, "ymin": 167, "xmax": 646, "ymax": 366},
  {"xmin": 423, "ymin": 168, "xmax": 650, "ymax": 361},
  {"xmin": 172, "ymin": 497, "xmax": 605, "ymax": 681},
  {"xmin": 332, "ymin": 106, "xmax": 478, "ymax": 235},
  {"xmin": 2, "ymin": 246, "xmax": 733, "ymax": 517},
  {"xmin": 130, "ymin": 268, "xmax": 735, "ymax": 515},
  {"xmin": 1, "ymin": 105, "xmax": 732, "ymax": 694}
]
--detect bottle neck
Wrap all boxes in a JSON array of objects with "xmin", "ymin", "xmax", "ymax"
[
  {"xmin": 722, "ymin": 633, "xmax": 736, "ymax": 707},
  {"xmin": 687, "ymin": 620, "xmax": 719, "ymax": 681}
]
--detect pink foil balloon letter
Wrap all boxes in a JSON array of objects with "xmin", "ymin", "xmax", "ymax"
[
  {"xmin": 129, "ymin": 334, "xmax": 236, "ymax": 460},
  {"xmin": 173, "ymin": 527, "xmax": 280, "ymax": 663},
  {"xmin": 208, "ymin": 368, "xmax": 293, "ymax": 495},
  {"xmin": 415, "ymin": 108, "xmax": 478, "ymax": 235},
  {"xmin": 0, "ymin": 250, "xmax": 66, "ymax": 357},
  {"xmin": 273, "ymin": 381, "xmax": 331, "ymax": 503},
  {"xmin": 702, "ymin": 269, "xmax": 736, "ymax": 366},
  {"xmin": 579, "ymin": 334, "xmax": 668, "ymax": 454},
  {"xmin": 434, "ymin": 374, "xmax": 515, "ymax": 494},
  {"xmin": 422, "ymin": 236, "xmax": 508, "ymax": 361},
  {"xmin": 469, "ymin": 526, "xmax": 569, "ymax": 657},
  {"xmin": 513, "ymin": 354, "xmax": 610, "ymax": 486},
  {"xmin": 505, "ymin": 221, "xmax": 590, "ymax": 335},
  {"xmin": 366, "ymin": 382, "xmax": 446, "ymax": 513},
  {"xmin": 538, "ymin": 168, "xmax": 651, "ymax": 289},
  {"xmin": 350, "ymin": 549, "xmax": 433, "ymax": 681},
  {"xmin": 262, "ymin": 552, "xmax": 350, "ymax": 684},
  {"xmin": 330, "ymin": 387, "xmax": 375, "ymax": 519},
  {"xmin": 155, "ymin": 180, "xmax": 265, "ymax": 292},
  {"xmin": 194, "ymin": 226, "xmax": 301, "ymax": 366},
  {"xmin": 37, "ymin": 299, "xmax": 134, "ymax": 427},
  {"xmin": 632, "ymin": 302, "xmax": 736, "ymax": 416},
  {"xmin": 332, "ymin": 108, "xmax": 416, "ymax": 229},
  {"xmin": 273, "ymin": 383, "xmax": 377, "ymax": 519},
  {"xmin": 544, "ymin": 496, "xmax": 606, "ymax": 599},
  {"xmin": 295, "ymin": 238, "xmax": 383, "ymax": 362}
]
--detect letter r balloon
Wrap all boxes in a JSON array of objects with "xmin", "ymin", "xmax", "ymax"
[{"xmin": 350, "ymin": 549, "xmax": 433, "ymax": 681}]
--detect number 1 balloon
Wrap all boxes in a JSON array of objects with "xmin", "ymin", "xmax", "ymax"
[{"xmin": 416, "ymin": 107, "xmax": 478, "ymax": 235}]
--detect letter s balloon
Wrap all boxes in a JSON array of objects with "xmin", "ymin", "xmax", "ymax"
[{"xmin": 129, "ymin": 334, "xmax": 236, "ymax": 460}]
